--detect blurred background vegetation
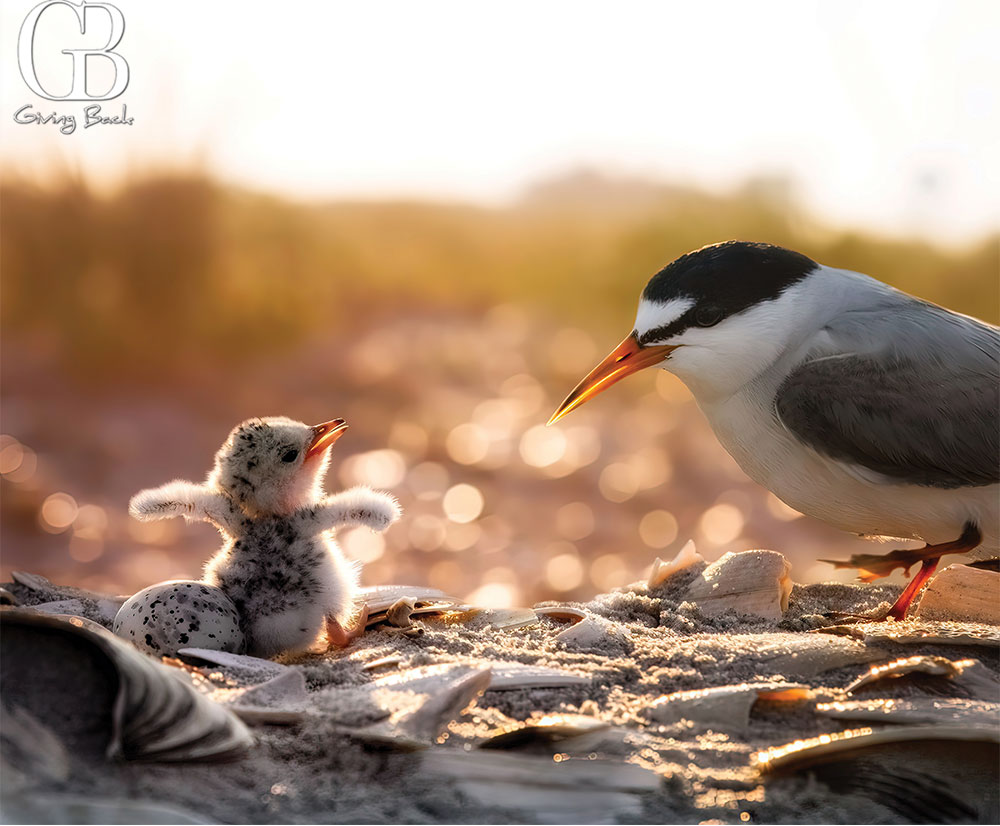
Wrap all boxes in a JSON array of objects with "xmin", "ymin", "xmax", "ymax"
[{"xmin": 1, "ymin": 169, "xmax": 997, "ymax": 604}]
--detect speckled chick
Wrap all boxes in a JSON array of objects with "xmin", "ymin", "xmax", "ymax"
[{"xmin": 129, "ymin": 416, "xmax": 401, "ymax": 658}]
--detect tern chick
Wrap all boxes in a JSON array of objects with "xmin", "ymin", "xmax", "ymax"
[
  {"xmin": 130, "ymin": 416, "xmax": 401, "ymax": 657},
  {"xmin": 549, "ymin": 241, "xmax": 999, "ymax": 619}
]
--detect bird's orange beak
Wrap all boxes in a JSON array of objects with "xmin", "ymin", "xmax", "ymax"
[
  {"xmin": 306, "ymin": 418, "xmax": 349, "ymax": 459},
  {"xmin": 547, "ymin": 333, "xmax": 676, "ymax": 426}
]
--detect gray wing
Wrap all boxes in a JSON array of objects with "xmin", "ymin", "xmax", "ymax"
[{"xmin": 776, "ymin": 298, "xmax": 1000, "ymax": 489}]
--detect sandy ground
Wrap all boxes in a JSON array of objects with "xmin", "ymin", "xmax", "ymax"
[{"xmin": 2, "ymin": 560, "xmax": 999, "ymax": 825}]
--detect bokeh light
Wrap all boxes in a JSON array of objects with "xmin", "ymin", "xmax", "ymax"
[
  {"xmin": 442, "ymin": 483, "xmax": 485, "ymax": 523},
  {"xmin": 638, "ymin": 510, "xmax": 679, "ymax": 549},
  {"xmin": 39, "ymin": 493, "xmax": 78, "ymax": 534}
]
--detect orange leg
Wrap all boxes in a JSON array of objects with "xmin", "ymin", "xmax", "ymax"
[
  {"xmin": 326, "ymin": 603, "xmax": 370, "ymax": 648},
  {"xmin": 824, "ymin": 523, "xmax": 981, "ymax": 621}
]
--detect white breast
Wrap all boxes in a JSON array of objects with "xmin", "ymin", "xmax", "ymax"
[{"xmin": 698, "ymin": 385, "xmax": 998, "ymax": 551}]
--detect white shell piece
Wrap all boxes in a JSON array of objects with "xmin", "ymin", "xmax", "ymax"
[
  {"xmin": 114, "ymin": 581, "xmax": 244, "ymax": 657},
  {"xmin": 815, "ymin": 697, "xmax": 1000, "ymax": 728},
  {"xmin": 11, "ymin": 571, "xmax": 53, "ymax": 591},
  {"xmin": 754, "ymin": 725, "xmax": 1000, "ymax": 773},
  {"xmin": 916, "ymin": 565, "xmax": 1000, "ymax": 625},
  {"xmin": 648, "ymin": 540, "xmax": 704, "ymax": 589},
  {"xmin": 844, "ymin": 656, "xmax": 999, "ymax": 702},
  {"xmin": 317, "ymin": 663, "xmax": 491, "ymax": 746},
  {"xmin": 233, "ymin": 669, "xmax": 308, "ymax": 709},
  {"xmin": 533, "ymin": 605, "xmax": 587, "ymax": 623},
  {"xmin": 686, "ymin": 550, "xmax": 792, "ymax": 620},
  {"xmin": 481, "ymin": 714, "xmax": 610, "ymax": 749},
  {"xmin": 177, "ymin": 648, "xmax": 288, "ymax": 681},
  {"xmin": 25, "ymin": 599, "xmax": 88, "ymax": 616},
  {"xmin": 555, "ymin": 615, "xmax": 627, "ymax": 648},
  {"xmin": 360, "ymin": 585, "xmax": 459, "ymax": 614},
  {"xmin": 487, "ymin": 662, "xmax": 590, "ymax": 690},
  {"xmin": 648, "ymin": 682, "xmax": 809, "ymax": 732},
  {"xmin": 816, "ymin": 619, "xmax": 1000, "ymax": 648},
  {"xmin": 421, "ymin": 750, "xmax": 660, "ymax": 823},
  {"xmin": 753, "ymin": 633, "xmax": 886, "ymax": 678}
]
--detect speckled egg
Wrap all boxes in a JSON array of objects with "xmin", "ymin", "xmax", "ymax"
[{"xmin": 113, "ymin": 580, "xmax": 244, "ymax": 657}]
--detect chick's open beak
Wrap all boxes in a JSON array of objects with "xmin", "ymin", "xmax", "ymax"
[
  {"xmin": 306, "ymin": 418, "xmax": 349, "ymax": 459},
  {"xmin": 547, "ymin": 333, "xmax": 676, "ymax": 426}
]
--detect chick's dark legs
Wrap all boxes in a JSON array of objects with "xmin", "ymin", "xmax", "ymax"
[{"xmin": 823, "ymin": 522, "xmax": 982, "ymax": 621}]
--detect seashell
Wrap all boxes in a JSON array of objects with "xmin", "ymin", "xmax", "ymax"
[
  {"xmin": 816, "ymin": 619, "xmax": 1000, "ymax": 647},
  {"xmin": 0, "ymin": 586, "xmax": 19, "ymax": 605},
  {"xmin": 24, "ymin": 599, "xmax": 88, "ymax": 616},
  {"xmin": 915, "ymin": 564, "xmax": 1000, "ymax": 625},
  {"xmin": 647, "ymin": 682, "xmax": 810, "ymax": 732},
  {"xmin": 1, "ymin": 611, "xmax": 252, "ymax": 762},
  {"xmin": 420, "ymin": 750, "xmax": 660, "ymax": 822},
  {"xmin": 750, "ymin": 632, "xmax": 886, "ymax": 678},
  {"xmin": 360, "ymin": 584, "xmax": 459, "ymax": 615},
  {"xmin": 0, "ymin": 793, "xmax": 210, "ymax": 824},
  {"xmin": 385, "ymin": 598, "xmax": 416, "ymax": 627},
  {"xmin": 11, "ymin": 570, "xmax": 53, "ymax": 591},
  {"xmin": 685, "ymin": 550, "xmax": 791, "ymax": 620},
  {"xmin": 554, "ymin": 614, "xmax": 627, "ymax": 648},
  {"xmin": 533, "ymin": 605, "xmax": 587, "ymax": 623},
  {"xmin": 845, "ymin": 655, "xmax": 1000, "ymax": 701},
  {"xmin": 815, "ymin": 697, "xmax": 1000, "ymax": 728},
  {"xmin": 233, "ymin": 669, "xmax": 308, "ymax": 709},
  {"xmin": 648, "ymin": 539, "xmax": 704, "ymax": 589},
  {"xmin": 433, "ymin": 606, "xmax": 539, "ymax": 630},
  {"xmin": 487, "ymin": 662, "xmax": 591, "ymax": 690},
  {"xmin": 114, "ymin": 580, "xmax": 244, "ymax": 657},
  {"xmin": 755, "ymin": 725, "xmax": 1000, "ymax": 822},
  {"xmin": 479, "ymin": 714, "xmax": 610, "ymax": 750},
  {"xmin": 176, "ymin": 648, "xmax": 289, "ymax": 682},
  {"xmin": 317, "ymin": 663, "xmax": 491, "ymax": 748}
]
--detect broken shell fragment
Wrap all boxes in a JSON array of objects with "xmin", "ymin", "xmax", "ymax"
[
  {"xmin": 815, "ymin": 697, "xmax": 1000, "ymax": 728},
  {"xmin": 754, "ymin": 724, "xmax": 999, "ymax": 822},
  {"xmin": 915, "ymin": 564, "xmax": 1000, "ymax": 625},
  {"xmin": 177, "ymin": 648, "xmax": 289, "ymax": 682},
  {"xmin": 554, "ymin": 614, "xmax": 627, "ymax": 648},
  {"xmin": 317, "ymin": 663, "xmax": 492, "ymax": 748},
  {"xmin": 845, "ymin": 655, "xmax": 1000, "ymax": 701},
  {"xmin": 686, "ymin": 550, "xmax": 792, "ymax": 620},
  {"xmin": 647, "ymin": 682, "xmax": 810, "ymax": 732},
  {"xmin": 360, "ymin": 585, "xmax": 459, "ymax": 615},
  {"xmin": 816, "ymin": 619, "xmax": 1000, "ymax": 647},
  {"xmin": 0, "ymin": 587, "xmax": 19, "ymax": 606},
  {"xmin": 533, "ymin": 605, "xmax": 587, "ymax": 624},
  {"xmin": 648, "ymin": 539, "xmax": 704, "ymax": 589},
  {"xmin": 487, "ymin": 662, "xmax": 591, "ymax": 690},
  {"xmin": 420, "ymin": 750, "xmax": 660, "ymax": 823},
  {"xmin": 10, "ymin": 571, "xmax": 54, "ymax": 591},
  {"xmin": 1, "ymin": 611, "xmax": 252, "ymax": 762},
  {"xmin": 23, "ymin": 599, "xmax": 88, "ymax": 616},
  {"xmin": 385, "ymin": 598, "xmax": 416, "ymax": 627},
  {"xmin": 479, "ymin": 714, "xmax": 610, "ymax": 750}
]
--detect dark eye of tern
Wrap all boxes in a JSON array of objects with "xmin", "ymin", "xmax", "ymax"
[
  {"xmin": 281, "ymin": 449, "xmax": 299, "ymax": 463},
  {"xmin": 695, "ymin": 305, "xmax": 723, "ymax": 327}
]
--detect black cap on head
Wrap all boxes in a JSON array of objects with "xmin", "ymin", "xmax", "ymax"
[{"xmin": 637, "ymin": 241, "xmax": 818, "ymax": 345}]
